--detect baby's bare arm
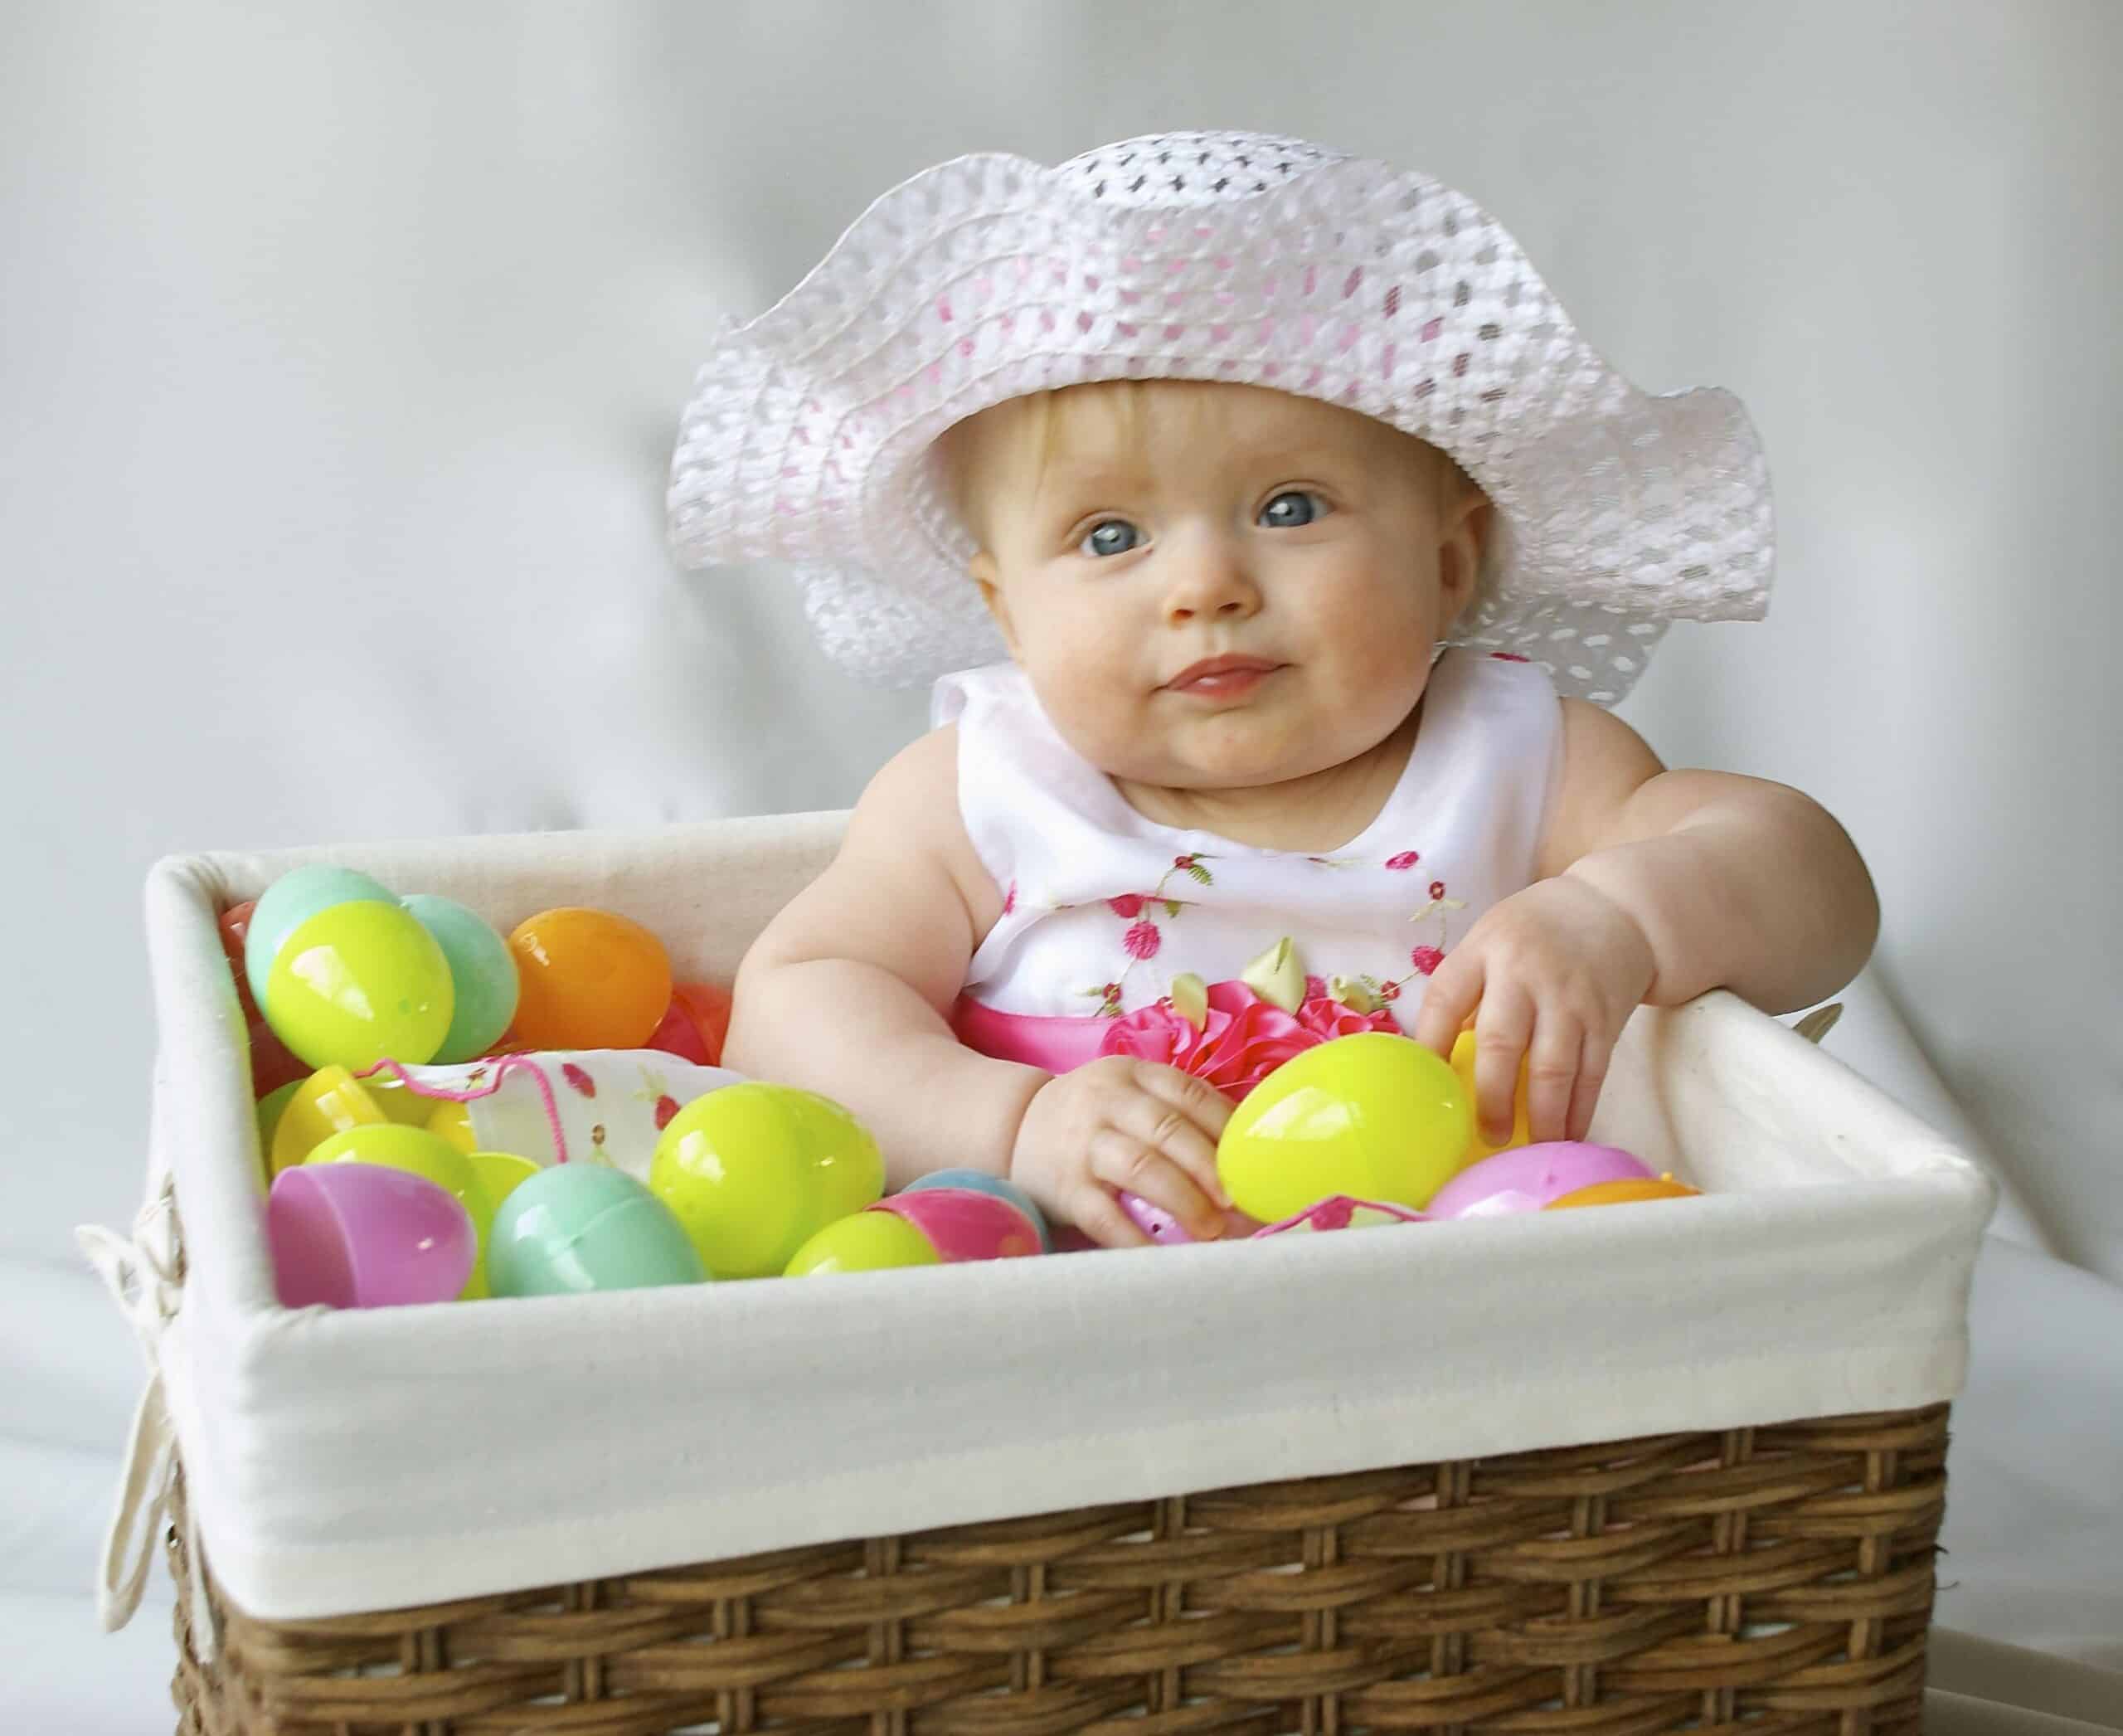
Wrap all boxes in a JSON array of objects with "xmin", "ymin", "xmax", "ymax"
[
  {"xmin": 721, "ymin": 726, "xmax": 1048, "ymax": 1188},
  {"xmin": 1540, "ymin": 700, "xmax": 1879, "ymax": 1014},
  {"xmin": 1414, "ymin": 699, "xmax": 1878, "ymax": 1142}
]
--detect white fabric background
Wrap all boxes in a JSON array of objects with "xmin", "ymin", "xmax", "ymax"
[{"xmin": 3, "ymin": 2, "xmax": 2116, "ymax": 1730}]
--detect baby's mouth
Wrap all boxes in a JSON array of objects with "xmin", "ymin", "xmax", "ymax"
[{"xmin": 1164, "ymin": 655, "xmax": 1285, "ymax": 698}]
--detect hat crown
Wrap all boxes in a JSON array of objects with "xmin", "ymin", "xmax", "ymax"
[{"xmin": 1052, "ymin": 131, "xmax": 1347, "ymax": 208}]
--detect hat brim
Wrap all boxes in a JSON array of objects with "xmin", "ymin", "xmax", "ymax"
[{"xmin": 669, "ymin": 148, "xmax": 1771, "ymax": 701}]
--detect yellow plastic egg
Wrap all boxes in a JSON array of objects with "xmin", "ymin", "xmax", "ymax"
[
  {"xmin": 1450, "ymin": 1028, "xmax": 1534, "ymax": 1160},
  {"xmin": 262, "ymin": 901, "xmax": 454, "ymax": 1072},
  {"xmin": 1217, "ymin": 1033, "xmax": 1473, "ymax": 1223},
  {"xmin": 270, "ymin": 1066, "xmax": 389, "ymax": 1176},
  {"xmin": 467, "ymin": 1150, "xmax": 542, "ymax": 1209},
  {"xmin": 425, "ymin": 1099, "xmax": 477, "ymax": 1153},
  {"xmin": 649, "ymin": 1083, "xmax": 885, "ymax": 1280},
  {"xmin": 785, "ymin": 1210, "xmax": 941, "ymax": 1277}
]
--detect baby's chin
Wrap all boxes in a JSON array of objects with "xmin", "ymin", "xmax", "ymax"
[{"xmin": 1086, "ymin": 732, "xmax": 1364, "ymax": 795}]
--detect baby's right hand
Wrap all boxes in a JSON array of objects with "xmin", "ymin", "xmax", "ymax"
[{"xmin": 1008, "ymin": 1058, "xmax": 1234, "ymax": 1247}]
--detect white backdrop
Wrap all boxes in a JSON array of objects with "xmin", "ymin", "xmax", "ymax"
[{"xmin": 4, "ymin": 3, "xmax": 2118, "ymax": 1730}]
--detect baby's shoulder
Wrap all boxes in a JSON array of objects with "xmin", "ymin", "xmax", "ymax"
[
  {"xmin": 1533, "ymin": 698, "xmax": 1664, "ymax": 877},
  {"xmin": 847, "ymin": 723, "xmax": 1007, "ymax": 936}
]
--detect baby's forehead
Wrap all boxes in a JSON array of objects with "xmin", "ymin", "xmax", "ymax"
[{"xmin": 961, "ymin": 381, "xmax": 1397, "ymax": 494}]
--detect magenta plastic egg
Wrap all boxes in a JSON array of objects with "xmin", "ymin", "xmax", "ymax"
[
  {"xmin": 871, "ymin": 1189, "xmax": 1042, "ymax": 1263},
  {"xmin": 1425, "ymin": 1141, "xmax": 1653, "ymax": 1220},
  {"xmin": 268, "ymin": 1163, "xmax": 476, "ymax": 1309}
]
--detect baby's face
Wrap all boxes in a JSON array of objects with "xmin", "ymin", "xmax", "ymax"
[{"xmin": 947, "ymin": 382, "xmax": 1485, "ymax": 792}]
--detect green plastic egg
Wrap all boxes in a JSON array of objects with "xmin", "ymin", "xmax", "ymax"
[
  {"xmin": 243, "ymin": 865, "xmax": 396, "ymax": 1009},
  {"xmin": 784, "ymin": 1210, "xmax": 941, "ymax": 1277},
  {"xmin": 263, "ymin": 901, "xmax": 454, "ymax": 1072},
  {"xmin": 1217, "ymin": 1032, "xmax": 1474, "ymax": 1224},
  {"xmin": 488, "ymin": 1165, "xmax": 708, "ymax": 1296},
  {"xmin": 649, "ymin": 1082, "xmax": 885, "ymax": 1280},
  {"xmin": 400, "ymin": 894, "xmax": 519, "ymax": 1063}
]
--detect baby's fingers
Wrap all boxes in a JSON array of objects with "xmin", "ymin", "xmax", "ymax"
[
  {"xmin": 1088, "ymin": 1131, "xmax": 1224, "ymax": 1241},
  {"xmin": 1412, "ymin": 950, "xmax": 1484, "ymax": 1058},
  {"xmin": 1068, "ymin": 1183, "xmax": 1151, "ymax": 1250},
  {"xmin": 1126, "ymin": 1063, "xmax": 1233, "ymax": 1210},
  {"xmin": 1524, "ymin": 1016, "xmax": 1584, "ymax": 1146},
  {"xmin": 1471, "ymin": 987, "xmax": 1533, "ymax": 1145},
  {"xmin": 1567, "ymin": 1034, "xmax": 1613, "ymax": 1143}
]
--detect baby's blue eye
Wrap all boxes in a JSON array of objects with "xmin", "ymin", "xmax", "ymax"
[
  {"xmin": 1259, "ymin": 490, "xmax": 1326, "ymax": 528},
  {"xmin": 1081, "ymin": 520, "xmax": 1142, "ymax": 557}
]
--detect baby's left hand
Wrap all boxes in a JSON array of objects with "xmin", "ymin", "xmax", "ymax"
[{"xmin": 1410, "ymin": 876, "xmax": 1656, "ymax": 1145}]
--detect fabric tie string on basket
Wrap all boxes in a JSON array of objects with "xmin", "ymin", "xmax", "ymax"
[{"xmin": 75, "ymin": 1178, "xmax": 221, "ymax": 1661}]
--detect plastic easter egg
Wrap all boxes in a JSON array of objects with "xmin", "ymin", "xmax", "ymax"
[
  {"xmin": 269, "ymin": 1163, "xmax": 475, "ymax": 1309},
  {"xmin": 305, "ymin": 1124, "xmax": 496, "ymax": 1299},
  {"xmin": 1546, "ymin": 1175, "xmax": 1701, "ymax": 1209},
  {"xmin": 902, "ymin": 1168, "xmax": 1052, "ymax": 1251},
  {"xmin": 270, "ymin": 1065, "xmax": 389, "ymax": 1175},
  {"xmin": 1119, "ymin": 1191, "xmax": 1188, "ymax": 1243},
  {"xmin": 255, "ymin": 1080, "xmax": 303, "ymax": 1155},
  {"xmin": 348, "ymin": 1067, "xmax": 438, "ymax": 1127},
  {"xmin": 650, "ymin": 1082, "xmax": 885, "ymax": 1280},
  {"xmin": 1426, "ymin": 1142, "xmax": 1654, "ymax": 1220},
  {"xmin": 647, "ymin": 981, "xmax": 735, "ymax": 1067},
  {"xmin": 487, "ymin": 1164, "xmax": 707, "ymax": 1296},
  {"xmin": 1216, "ymin": 1033, "xmax": 1473, "ymax": 1223},
  {"xmin": 872, "ymin": 1189, "xmax": 1042, "ymax": 1262},
  {"xmin": 505, "ymin": 907, "xmax": 672, "ymax": 1051},
  {"xmin": 468, "ymin": 1150, "xmax": 542, "ymax": 1208},
  {"xmin": 1115, "ymin": 1196, "xmax": 1265, "ymax": 1245},
  {"xmin": 426, "ymin": 1099, "xmax": 476, "ymax": 1152},
  {"xmin": 784, "ymin": 1210, "xmax": 941, "ymax": 1277},
  {"xmin": 219, "ymin": 901, "xmax": 263, "ymax": 1021},
  {"xmin": 243, "ymin": 865, "xmax": 396, "ymax": 1010},
  {"xmin": 401, "ymin": 894, "xmax": 520, "ymax": 1063},
  {"xmin": 245, "ymin": 1014, "xmax": 309, "ymax": 1099},
  {"xmin": 1449, "ymin": 1028, "xmax": 1534, "ymax": 1160},
  {"xmin": 262, "ymin": 900, "xmax": 454, "ymax": 1072}
]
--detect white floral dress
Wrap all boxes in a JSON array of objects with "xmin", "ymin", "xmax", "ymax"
[{"xmin": 934, "ymin": 647, "xmax": 1562, "ymax": 1082}]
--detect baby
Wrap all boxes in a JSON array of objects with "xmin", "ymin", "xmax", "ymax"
[{"xmin": 668, "ymin": 132, "xmax": 1877, "ymax": 1247}]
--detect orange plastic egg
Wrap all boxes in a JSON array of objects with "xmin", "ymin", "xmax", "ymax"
[
  {"xmin": 1544, "ymin": 1175, "xmax": 1702, "ymax": 1209},
  {"xmin": 505, "ymin": 907, "xmax": 673, "ymax": 1051}
]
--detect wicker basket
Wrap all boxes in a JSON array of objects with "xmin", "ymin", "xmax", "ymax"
[
  {"xmin": 117, "ymin": 818, "xmax": 1986, "ymax": 1735},
  {"xmin": 168, "ymin": 1405, "xmax": 1947, "ymax": 1735}
]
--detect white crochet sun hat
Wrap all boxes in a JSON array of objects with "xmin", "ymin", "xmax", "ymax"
[{"xmin": 668, "ymin": 130, "xmax": 1772, "ymax": 703}]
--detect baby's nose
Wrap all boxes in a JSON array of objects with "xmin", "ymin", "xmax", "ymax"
[{"xmin": 1163, "ymin": 537, "xmax": 1261, "ymax": 621}]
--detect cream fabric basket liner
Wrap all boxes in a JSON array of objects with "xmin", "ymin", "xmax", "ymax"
[{"xmin": 136, "ymin": 812, "xmax": 1994, "ymax": 1621}]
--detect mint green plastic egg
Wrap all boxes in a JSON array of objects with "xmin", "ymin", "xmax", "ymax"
[
  {"xmin": 400, "ymin": 893, "xmax": 519, "ymax": 1063},
  {"xmin": 488, "ymin": 1165, "xmax": 708, "ymax": 1296}
]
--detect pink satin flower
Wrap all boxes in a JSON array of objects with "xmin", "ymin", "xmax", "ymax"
[{"xmin": 1099, "ymin": 978, "xmax": 1399, "ymax": 1103}]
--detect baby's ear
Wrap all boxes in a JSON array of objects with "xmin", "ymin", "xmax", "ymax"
[
  {"xmin": 1436, "ymin": 490, "xmax": 1493, "ymax": 630},
  {"xmin": 970, "ymin": 551, "xmax": 1020, "ymax": 658}
]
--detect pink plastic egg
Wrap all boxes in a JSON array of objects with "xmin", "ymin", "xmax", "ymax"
[
  {"xmin": 1425, "ymin": 1141, "xmax": 1653, "ymax": 1220},
  {"xmin": 1117, "ymin": 1193, "xmax": 1262, "ymax": 1245},
  {"xmin": 871, "ymin": 1188, "xmax": 1041, "ymax": 1262}
]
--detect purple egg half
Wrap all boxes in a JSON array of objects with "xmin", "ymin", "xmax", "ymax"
[{"xmin": 269, "ymin": 1163, "xmax": 475, "ymax": 1309}]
